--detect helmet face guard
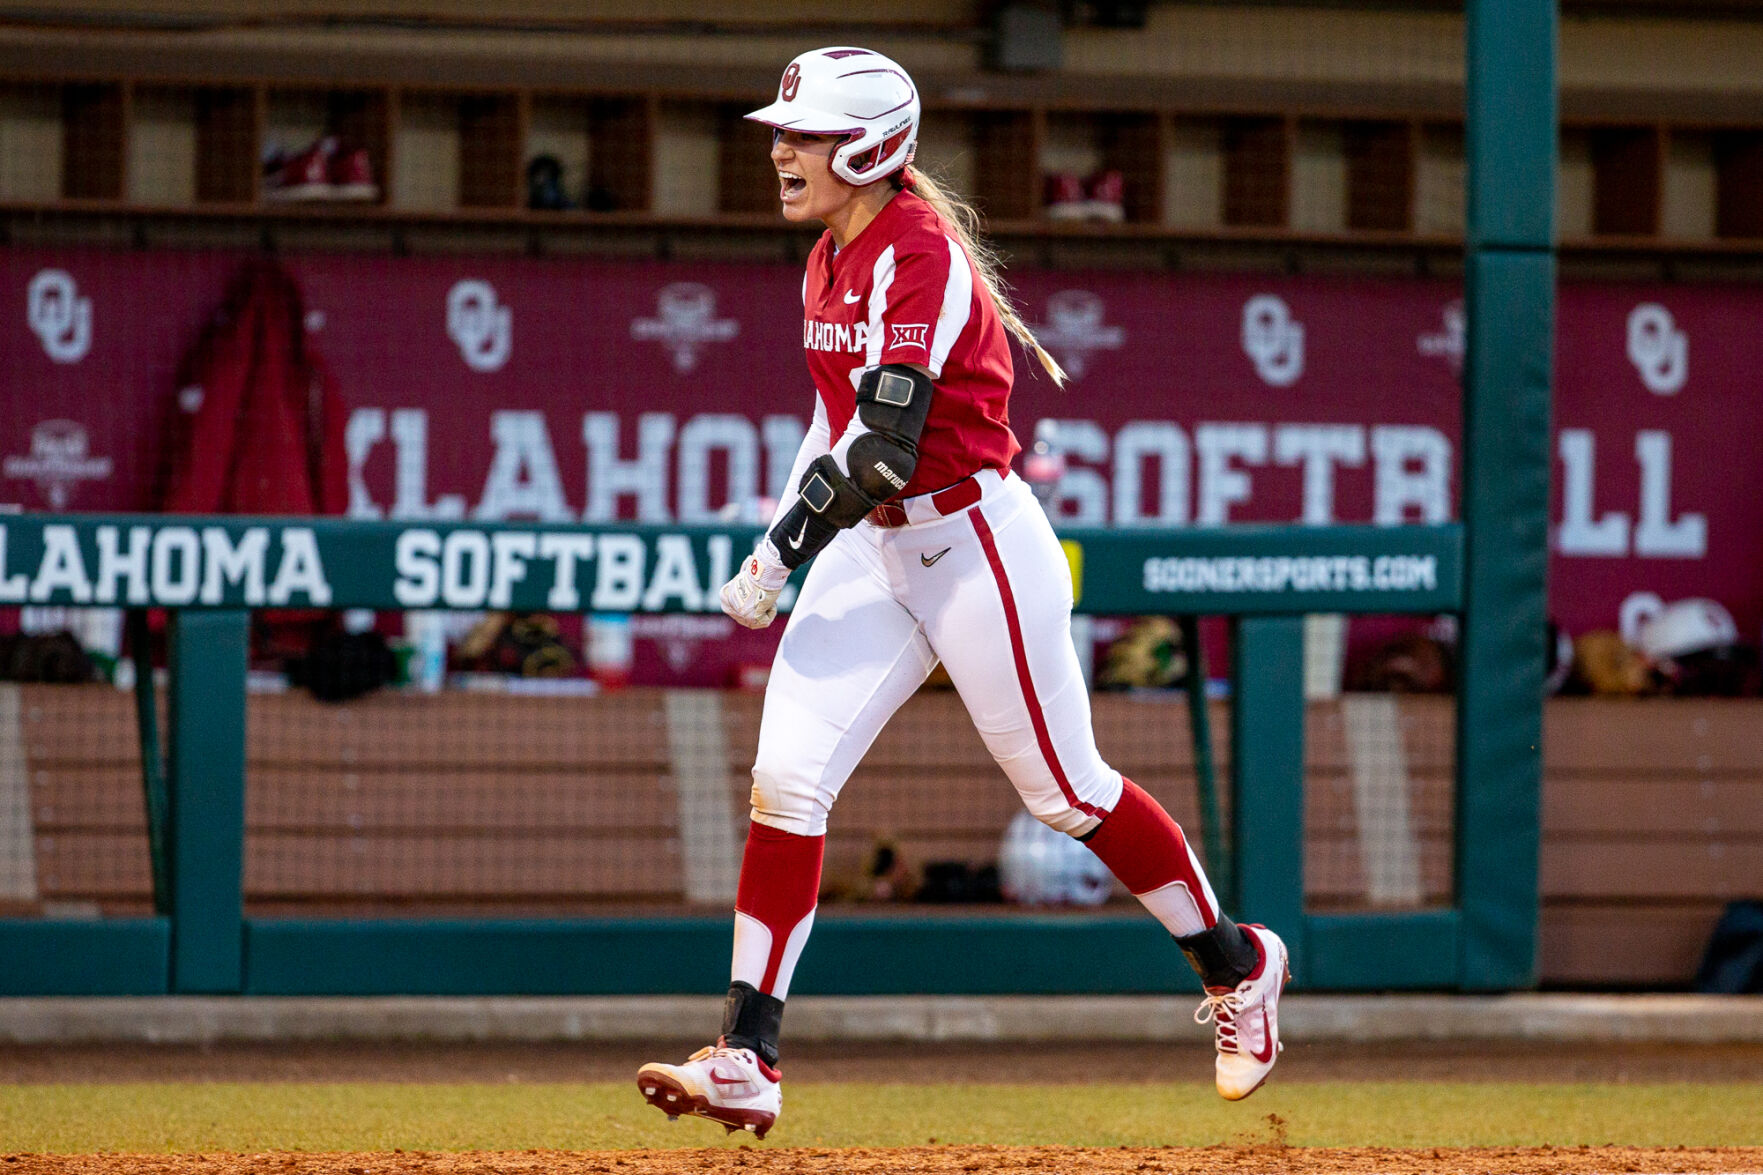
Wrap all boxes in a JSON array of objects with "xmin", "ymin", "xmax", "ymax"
[{"xmin": 746, "ymin": 47, "xmax": 921, "ymax": 187}]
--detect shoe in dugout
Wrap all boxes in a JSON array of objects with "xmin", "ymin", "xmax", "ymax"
[
  {"xmin": 1194, "ymin": 923, "xmax": 1290, "ymax": 1100},
  {"xmin": 636, "ymin": 1038, "xmax": 782, "ymax": 1139}
]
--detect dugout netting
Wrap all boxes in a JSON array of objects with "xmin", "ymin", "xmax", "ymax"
[
  {"xmin": 0, "ymin": 660, "xmax": 158, "ymax": 919},
  {"xmin": 0, "ymin": 604, "xmax": 1455, "ymax": 923}
]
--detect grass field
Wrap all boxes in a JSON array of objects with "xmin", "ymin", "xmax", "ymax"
[{"xmin": 4, "ymin": 1081, "xmax": 1762, "ymax": 1153}]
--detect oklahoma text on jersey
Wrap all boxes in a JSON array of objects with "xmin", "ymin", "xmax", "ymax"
[{"xmin": 803, "ymin": 320, "xmax": 873, "ymax": 352}]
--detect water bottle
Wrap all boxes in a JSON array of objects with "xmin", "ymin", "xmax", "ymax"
[
  {"xmin": 586, "ymin": 613, "xmax": 633, "ymax": 691},
  {"xmin": 1024, "ymin": 418, "xmax": 1066, "ymax": 510},
  {"xmin": 407, "ymin": 611, "xmax": 447, "ymax": 693},
  {"xmin": 1022, "ymin": 418, "xmax": 1092, "ymax": 685}
]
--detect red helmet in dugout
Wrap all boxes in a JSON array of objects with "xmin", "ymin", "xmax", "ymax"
[{"xmin": 745, "ymin": 47, "xmax": 921, "ymax": 187}]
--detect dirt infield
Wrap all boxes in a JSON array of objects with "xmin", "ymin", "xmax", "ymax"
[
  {"xmin": 7, "ymin": 1043, "xmax": 1760, "ymax": 1171},
  {"xmin": 12, "ymin": 1146, "xmax": 1763, "ymax": 1175}
]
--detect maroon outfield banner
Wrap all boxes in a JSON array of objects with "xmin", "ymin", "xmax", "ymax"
[{"xmin": 3, "ymin": 247, "xmax": 1760, "ymax": 673}]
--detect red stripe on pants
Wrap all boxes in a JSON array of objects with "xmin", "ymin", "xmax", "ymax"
[{"xmin": 970, "ymin": 509, "xmax": 1107, "ymax": 821}]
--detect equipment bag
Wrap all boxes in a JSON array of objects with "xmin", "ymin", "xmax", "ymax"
[{"xmin": 1693, "ymin": 900, "xmax": 1763, "ymax": 994}]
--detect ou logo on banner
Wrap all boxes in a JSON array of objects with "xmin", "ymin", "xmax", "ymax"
[
  {"xmin": 1627, "ymin": 302, "xmax": 1687, "ymax": 395},
  {"xmin": 28, "ymin": 269, "xmax": 93, "ymax": 364},
  {"xmin": 1241, "ymin": 294, "xmax": 1304, "ymax": 387},
  {"xmin": 446, "ymin": 279, "xmax": 512, "ymax": 373}
]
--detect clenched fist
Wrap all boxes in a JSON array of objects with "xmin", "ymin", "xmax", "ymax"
[{"xmin": 721, "ymin": 539, "xmax": 791, "ymax": 629}]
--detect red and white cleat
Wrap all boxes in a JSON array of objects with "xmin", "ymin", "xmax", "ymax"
[
  {"xmin": 265, "ymin": 136, "xmax": 338, "ymax": 202},
  {"xmin": 328, "ymin": 143, "xmax": 380, "ymax": 202},
  {"xmin": 1194, "ymin": 924, "xmax": 1290, "ymax": 1101},
  {"xmin": 636, "ymin": 1038, "xmax": 782, "ymax": 1139}
]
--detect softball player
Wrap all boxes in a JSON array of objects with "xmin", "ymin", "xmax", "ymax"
[{"xmin": 638, "ymin": 47, "xmax": 1288, "ymax": 1139}]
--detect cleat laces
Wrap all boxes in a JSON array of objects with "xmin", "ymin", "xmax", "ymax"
[
  {"xmin": 1194, "ymin": 989, "xmax": 1247, "ymax": 1055},
  {"xmin": 689, "ymin": 1038, "xmax": 747, "ymax": 1066}
]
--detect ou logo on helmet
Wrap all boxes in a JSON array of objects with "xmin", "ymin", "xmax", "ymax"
[
  {"xmin": 1627, "ymin": 302, "xmax": 1686, "ymax": 395},
  {"xmin": 446, "ymin": 279, "xmax": 512, "ymax": 373},
  {"xmin": 780, "ymin": 64, "xmax": 802, "ymax": 102},
  {"xmin": 1241, "ymin": 294, "xmax": 1304, "ymax": 387}
]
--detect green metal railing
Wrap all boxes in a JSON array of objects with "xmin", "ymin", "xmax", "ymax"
[{"xmin": 0, "ymin": 514, "xmax": 1512, "ymax": 995}]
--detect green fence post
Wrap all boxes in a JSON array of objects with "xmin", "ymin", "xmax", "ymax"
[
  {"xmin": 1230, "ymin": 616, "xmax": 1305, "ymax": 981},
  {"xmin": 168, "ymin": 610, "xmax": 249, "ymax": 993},
  {"xmin": 1177, "ymin": 615, "xmax": 1229, "ymax": 911},
  {"xmin": 1459, "ymin": 0, "xmax": 1556, "ymax": 990},
  {"xmin": 127, "ymin": 609, "xmax": 171, "ymax": 916}
]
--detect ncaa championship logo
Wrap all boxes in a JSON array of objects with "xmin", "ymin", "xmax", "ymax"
[
  {"xmin": 631, "ymin": 282, "xmax": 740, "ymax": 373},
  {"xmin": 27, "ymin": 269, "xmax": 93, "ymax": 364},
  {"xmin": 446, "ymin": 279, "xmax": 512, "ymax": 373},
  {"xmin": 1627, "ymin": 303, "xmax": 1686, "ymax": 395},
  {"xmin": 1418, "ymin": 300, "xmax": 1465, "ymax": 373},
  {"xmin": 1242, "ymin": 295, "xmax": 1304, "ymax": 386},
  {"xmin": 2, "ymin": 420, "xmax": 112, "ymax": 508},
  {"xmin": 1032, "ymin": 290, "xmax": 1124, "ymax": 380}
]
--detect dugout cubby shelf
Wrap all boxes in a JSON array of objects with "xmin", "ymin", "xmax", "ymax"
[
  {"xmin": 6, "ymin": 71, "xmax": 1763, "ymax": 251},
  {"xmin": 60, "ymin": 82, "xmax": 127, "ymax": 201},
  {"xmin": 1589, "ymin": 123, "xmax": 1664, "ymax": 236},
  {"xmin": 1715, "ymin": 128, "xmax": 1763, "ymax": 239},
  {"xmin": 1221, "ymin": 115, "xmax": 1291, "ymax": 228},
  {"xmin": 194, "ymin": 86, "xmax": 259, "ymax": 204},
  {"xmin": 716, "ymin": 100, "xmax": 779, "ymax": 216},
  {"xmin": 1343, "ymin": 120, "xmax": 1416, "ymax": 233}
]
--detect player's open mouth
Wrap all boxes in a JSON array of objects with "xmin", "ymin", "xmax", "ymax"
[{"xmin": 778, "ymin": 171, "xmax": 807, "ymax": 202}]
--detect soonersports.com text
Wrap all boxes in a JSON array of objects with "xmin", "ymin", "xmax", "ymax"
[{"xmin": 1141, "ymin": 554, "xmax": 1438, "ymax": 595}]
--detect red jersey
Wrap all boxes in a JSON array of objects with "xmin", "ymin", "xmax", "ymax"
[{"xmin": 800, "ymin": 190, "xmax": 1018, "ymax": 498}]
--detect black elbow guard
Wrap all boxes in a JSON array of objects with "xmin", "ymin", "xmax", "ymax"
[
  {"xmin": 847, "ymin": 432, "xmax": 916, "ymax": 502},
  {"xmin": 857, "ymin": 365, "xmax": 934, "ymax": 446},
  {"xmin": 850, "ymin": 364, "xmax": 934, "ymax": 502}
]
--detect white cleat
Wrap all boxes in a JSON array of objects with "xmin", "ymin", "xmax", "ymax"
[
  {"xmin": 635, "ymin": 1038, "xmax": 782, "ymax": 1140},
  {"xmin": 1195, "ymin": 924, "xmax": 1290, "ymax": 1101}
]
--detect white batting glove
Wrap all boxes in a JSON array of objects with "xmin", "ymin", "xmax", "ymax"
[{"xmin": 721, "ymin": 539, "xmax": 791, "ymax": 630}]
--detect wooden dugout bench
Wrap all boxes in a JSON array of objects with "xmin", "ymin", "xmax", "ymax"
[{"xmin": 4, "ymin": 684, "xmax": 1754, "ymax": 987}]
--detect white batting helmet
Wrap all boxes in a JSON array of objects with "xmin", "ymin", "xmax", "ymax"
[
  {"xmin": 745, "ymin": 46, "xmax": 920, "ymax": 187},
  {"xmin": 1635, "ymin": 597, "xmax": 1739, "ymax": 661},
  {"xmin": 997, "ymin": 811, "xmax": 1113, "ymax": 907}
]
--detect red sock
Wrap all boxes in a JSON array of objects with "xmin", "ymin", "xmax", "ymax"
[
  {"xmin": 1084, "ymin": 779, "xmax": 1220, "ymax": 931},
  {"xmin": 731, "ymin": 821, "xmax": 824, "ymax": 998}
]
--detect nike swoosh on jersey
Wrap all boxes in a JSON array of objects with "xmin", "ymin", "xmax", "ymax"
[
  {"xmin": 787, "ymin": 520, "xmax": 808, "ymax": 549},
  {"xmin": 843, "ymin": 290, "xmax": 861, "ymax": 303},
  {"xmin": 921, "ymin": 547, "xmax": 951, "ymax": 567}
]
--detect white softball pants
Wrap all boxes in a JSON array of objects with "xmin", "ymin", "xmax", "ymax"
[{"xmin": 749, "ymin": 469, "xmax": 1125, "ymax": 838}]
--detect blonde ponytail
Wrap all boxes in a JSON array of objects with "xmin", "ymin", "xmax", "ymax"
[{"xmin": 900, "ymin": 166, "xmax": 1067, "ymax": 387}]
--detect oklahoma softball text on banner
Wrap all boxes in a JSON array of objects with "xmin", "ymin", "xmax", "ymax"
[{"xmin": 2, "ymin": 247, "xmax": 1758, "ymax": 640}]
